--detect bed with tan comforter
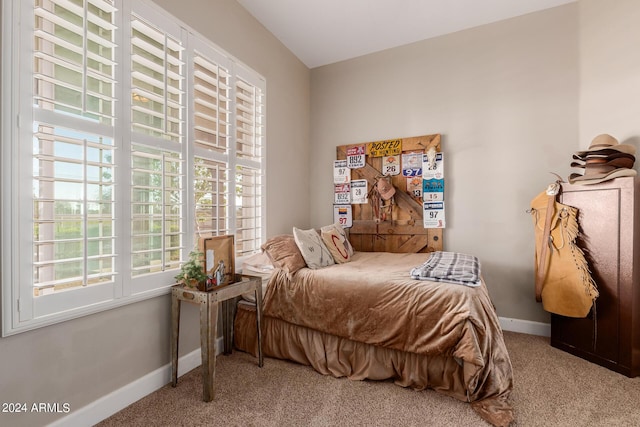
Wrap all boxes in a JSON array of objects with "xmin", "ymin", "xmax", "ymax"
[{"xmin": 234, "ymin": 251, "xmax": 514, "ymax": 426}]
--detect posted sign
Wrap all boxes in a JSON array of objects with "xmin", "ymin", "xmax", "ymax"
[{"xmin": 367, "ymin": 139, "xmax": 402, "ymax": 157}]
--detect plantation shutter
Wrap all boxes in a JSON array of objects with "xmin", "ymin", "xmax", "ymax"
[
  {"xmin": 130, "ymin": 15, "xmax": 184, "ymax": 142},
  {"xmin": 193, "ymin": 53, "xmax": 230, "ymax": 153},
  {"xmin": 234, "ymin": 74, "xmax": 264, "ymax": 256},
  {"xmin": 130, "ymin": 145, "xmax": 183, "ymax": 276},
  {"xmin": 129, "ymin": 9, "xmax": 186, "ymax": 280},
  {"xmin": 194, "ymin": 158, "xmax": 230, "ymax": 237},
  {"xmin": 31, "ymin": 0, "xmax": 118, "ymax": 303},
  {"xmin": 4, "ymin": 0, "xmax": 266, "ymax": 334},
  {"xmin": 34, "ymin": 0, "xmax": 117, "ymax": 124}
]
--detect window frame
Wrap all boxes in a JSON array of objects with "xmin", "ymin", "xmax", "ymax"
[{"xmin": 1, "ymin": 0, "xmax": 266, "ymax": 336}]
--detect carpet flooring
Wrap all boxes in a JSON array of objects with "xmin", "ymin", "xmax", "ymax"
[{"xmin": 97, "ymin": 331, "xmax": 640, "ymax": 426}]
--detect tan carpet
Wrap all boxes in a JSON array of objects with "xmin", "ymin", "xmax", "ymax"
[{"xmin": 97, "ymin": 331, "xmax": 640, "ymax": 426}]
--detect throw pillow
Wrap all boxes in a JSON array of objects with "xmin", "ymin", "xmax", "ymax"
[
  {"xmin": 321, "ymin": 223, "xmax": 354, "ymax": 263},
  {"xmin": 261, "ymin": 234, "xmax": 306, "ymax": 275},
  {"xmin": 293, "ymin": 227, "xmax": 335, "ymax": 269}
]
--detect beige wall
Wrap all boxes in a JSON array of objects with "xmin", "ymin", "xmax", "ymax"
[
  {"xmin": 310, "ymin": 4, "xmax": 580, "ymax": 323},
  {"xmin": 0, "ymin": 1, "xmax": 310, "ymax": 426},
  {"xmin": 579, "ymin": 0, "xmax": 640, "ymax": 148}
]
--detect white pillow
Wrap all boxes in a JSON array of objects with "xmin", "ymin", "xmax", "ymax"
[
  {"xmin": 293, "ymin": 227, "xmax": 335, "ymax": 269},
  {"xmin": 321, "ymin": 222, "xmax": 354, "ymax": 264},
  {"xmin": 242, "ymin": 251, "xmax": 274, "ymax": 274}
]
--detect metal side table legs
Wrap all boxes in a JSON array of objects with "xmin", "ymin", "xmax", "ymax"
[{"xmin": 170, "ymin": 275, "xmax": 263, "ymax": 401}]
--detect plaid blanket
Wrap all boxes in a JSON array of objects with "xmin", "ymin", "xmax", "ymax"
[{"xmin": 410, "ymin": 251, "xmax": 481, "ymax": 287}]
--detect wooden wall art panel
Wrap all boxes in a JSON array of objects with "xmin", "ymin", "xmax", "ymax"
[{"xmin": 336, "ymin": 134, "xmax": 443, "ymax": 254}]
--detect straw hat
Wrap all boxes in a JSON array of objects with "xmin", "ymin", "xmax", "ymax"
[
  {"xmin": 570, "ymin": 155, "xmax": 635, "ymax": 170},
  {"xmin": 568, "ymin": 134, "xmax": 637, "ymax": 185},
  {"xmin": 568, "ymin": 167, "xmax": 636, "ymax": 185},
  {"xmin": 572, "ymin": 150, "xmax": 636, "ymax": 162},
  {"xmin": 574, "ymin": 134, "xmax": 636, "ymax": 157}
]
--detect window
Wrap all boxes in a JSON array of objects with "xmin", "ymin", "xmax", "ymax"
[
  {"xmin": 33, "ymin": 125, "xmax": 116, "ymax": 295},
  {"xmin": 130, "ymin": 145, "xmax": 183, "ymax": 277},
  {"xmin": 192, "ymin": 47, "xmax": 232, "ymax": 238},
  {"xmin": 234, "ymin": 75, "xmax": 264, "ymax": 256},
  {"xmin": 1, "ymin": 0, "xmax": 266, "ymax": 336}
]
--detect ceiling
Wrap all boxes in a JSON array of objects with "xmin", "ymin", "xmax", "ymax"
[{"xmin": 237, "ymin": 0, "xmax": 575, "ymax": 68}]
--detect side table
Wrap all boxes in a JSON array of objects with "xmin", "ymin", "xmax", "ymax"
[{"xmin": 171, "ymin": 274, "xmax": 263, "ymax": 401}]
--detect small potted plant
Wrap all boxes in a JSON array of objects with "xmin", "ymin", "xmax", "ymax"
[{"xmin": 175, "ymin": 250, "xmax": 207, "ymax": 290}]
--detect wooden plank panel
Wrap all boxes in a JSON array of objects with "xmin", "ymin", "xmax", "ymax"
[
  {"xmin": 348, "ymin": 228, "xmax": 441, "ymax": 253},
  {"xmin": 337, "ymin": 134, "xmax": 443, "ymax": 254},
  {"xmin": 350, "ymin": 221, "xmax": 430, "ymax": 235},
  {"xmin": 397, "ymin": 235, "xmax": 431, "ymax": 253}
]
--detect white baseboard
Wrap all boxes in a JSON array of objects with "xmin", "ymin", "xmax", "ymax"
[
  {"xmin": 47, "ymin": 337, "xmax": 222, "ymax": 427},
  {"xmin": 499, "ymin": 316, "xmax": 550, "ymax": 337},
  {"xmin": 49, "ymin": 319, "xmax": 549, "ymax": 427}
]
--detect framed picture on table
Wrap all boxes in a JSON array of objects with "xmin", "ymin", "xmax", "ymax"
[{"xmin": 199, "ymin": 235, "xmax": 235, "ymax": 291}]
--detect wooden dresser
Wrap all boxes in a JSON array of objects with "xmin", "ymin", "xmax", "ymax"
[{"xmin": 550, "ymin": 177, "xmax": 640, "ymax": 377}]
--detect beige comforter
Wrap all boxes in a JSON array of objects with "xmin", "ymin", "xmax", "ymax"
[{"xmin": 262, "ymin": 251, "xmax": 513, "ymax": 426}]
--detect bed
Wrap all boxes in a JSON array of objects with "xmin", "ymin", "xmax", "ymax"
[{"xmin": 234, "ymin": 238, "xmax": 514, "ymax": 427}]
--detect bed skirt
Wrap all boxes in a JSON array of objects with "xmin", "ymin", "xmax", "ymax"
[{"xmin": 234, "ymin": 302, "xmax": 513, "ymax": 426}]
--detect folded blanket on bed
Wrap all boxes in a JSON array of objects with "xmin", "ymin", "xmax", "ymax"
[{"xmin": 410, "ymin": 251, "xmax": 481, "ymax": 287}]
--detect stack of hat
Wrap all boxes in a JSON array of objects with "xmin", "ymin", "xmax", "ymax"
[{"xmin": 569, "ymin": 134, "xmax": 636, "ymax": 185}]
